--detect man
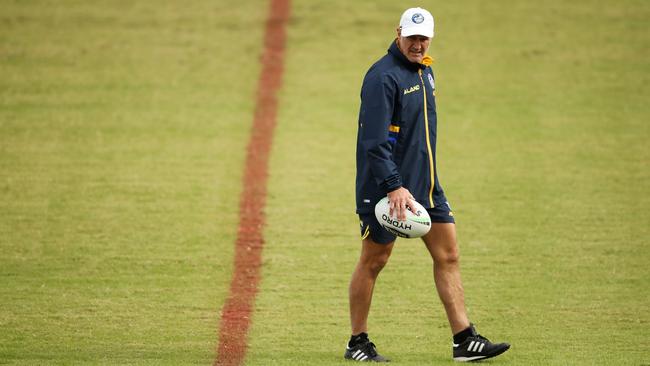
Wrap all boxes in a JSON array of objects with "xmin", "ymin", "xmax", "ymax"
[{"xmin": 345, "ymin": 7, "xmax": 510, "ymax": 363}]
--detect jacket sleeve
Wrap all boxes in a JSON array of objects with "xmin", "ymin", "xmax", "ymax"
[{"xmin": 358, "ymin": 72, "xmax": 402, "ymax": 193}]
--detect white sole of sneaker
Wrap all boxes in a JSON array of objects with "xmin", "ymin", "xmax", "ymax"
[{"xmin": 453, "ymin": 356, "xmax": 487, "ymax": 362}]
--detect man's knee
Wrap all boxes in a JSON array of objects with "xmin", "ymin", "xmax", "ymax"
[
  {"xmin": 359, "ymin": 240, "xmax": 393, "ymax": 275},
  {"xmin": 434, "ymin": 246, "xmax": 460, "ymax": 267},
  {"xmin": 364, "ymin": 253, "xmax": 390, "ymax": 275},
  {"xmin": 424, "ymin": 223, "xmax": 461, "ymax": 267}
]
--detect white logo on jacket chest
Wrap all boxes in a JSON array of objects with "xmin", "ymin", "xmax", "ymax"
[
  {"xmin": 427, "ymin": 74, "xmax": 435, "ymax": 90},
  {"xmin": 403, "ymin": 84, "xmax": 420, "ymax": 95}
]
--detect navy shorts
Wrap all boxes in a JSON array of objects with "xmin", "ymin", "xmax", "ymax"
[{"xmin": 359, "ymin": 201, "xmax": 455, "ymax": 244}]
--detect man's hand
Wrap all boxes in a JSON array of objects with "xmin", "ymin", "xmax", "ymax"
[{"xmin": 387, "ymin": 187, "xmax": 415, "ymax": 221}]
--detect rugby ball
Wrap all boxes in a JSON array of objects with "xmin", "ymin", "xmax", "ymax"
[{"xmin": 374, "ymin": 197, "xmax": 431, "ymax": 238}]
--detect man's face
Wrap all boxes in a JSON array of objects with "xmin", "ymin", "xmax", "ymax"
[{"xmin": 396, "ymin": 28, "xmax": 430, "ymax": 63}]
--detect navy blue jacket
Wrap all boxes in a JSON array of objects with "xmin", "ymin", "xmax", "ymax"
[{"xmin": 356, "ymin": 40, "xmax": 448, "ymax": 214}]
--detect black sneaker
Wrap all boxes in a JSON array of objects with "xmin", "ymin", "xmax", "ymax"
[
  {"xmin": 344, "ymin": 339, "xmax": 390, "ymax": 362},
  {"xmin": 453, "ymin": 325, "xmax": 510, "ymax": 362}
]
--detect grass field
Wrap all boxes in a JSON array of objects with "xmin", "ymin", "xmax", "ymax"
[
  {"xmin": 1, "ymin": 1, "xmax": 649, "ymax": 365},
  {"xmin": 0, "ymin": 1, "xmax": 265, "ymax": 364}
]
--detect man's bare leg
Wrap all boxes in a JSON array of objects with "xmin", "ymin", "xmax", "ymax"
[
  {"xmin": 349, "ymin": 238, "xmax": 394, "ymax": 335},
  {"xmin": 422, "ymin": 223, "xmax": 470, "ymax": 334}
]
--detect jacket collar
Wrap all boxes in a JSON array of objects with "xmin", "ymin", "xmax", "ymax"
[{"xmin": 388, "ymin": 40, "xmax": 433, "ymax": 70}]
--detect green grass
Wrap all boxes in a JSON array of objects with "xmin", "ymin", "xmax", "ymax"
[
  {"xmin": 246, "ymin": 1, "xmax": 649, "ymax": 365},
  {"xmin": 0, "ymin": 1, "xmax": 266, "ymax": 364},
  {"xmin": 1, "ymin": 0, "xmax": 649, "ymax": 365}
]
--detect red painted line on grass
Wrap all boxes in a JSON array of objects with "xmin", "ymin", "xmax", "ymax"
[{"xmin": 214, "ymin": 0, "xmax": 290, "ymax": 365}]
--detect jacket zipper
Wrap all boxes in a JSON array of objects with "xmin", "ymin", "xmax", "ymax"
[{"xmin": 418, "ymin": 69, "xmax": 435, "ymax": 208}]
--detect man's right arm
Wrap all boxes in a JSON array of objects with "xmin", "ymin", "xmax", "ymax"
[
  {"xmin": 358, "ymin": 72, "xmax": 402, "ymax": 193},
  {"xmin": 358, "ymin": 73, "xmax": 414, "ymax": 220}
]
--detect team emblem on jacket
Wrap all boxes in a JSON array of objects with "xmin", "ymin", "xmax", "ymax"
[
  {"xmin": 428, "ymin": 74, "xmax": 435, "ymax": 90},
  {"xmin": 412, "ymin": 13, "xmax": 424, "ymax": 24}
]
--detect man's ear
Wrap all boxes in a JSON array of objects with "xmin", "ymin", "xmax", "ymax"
[{"xmin": 396, "ymin": 26, "xmax": 402, "ymax": 38}]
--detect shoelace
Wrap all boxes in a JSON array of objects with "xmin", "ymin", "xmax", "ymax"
[
  {"xmin": 359, "ymin": 341, "xmax": 378, "ymax": 357},
  {"xmin": 475, "ymin": 334, "xmax": 490, "ymax": 343},
  {"xmin": 466, "ymin": 334, "xmax": 492, "ymax": 350}
]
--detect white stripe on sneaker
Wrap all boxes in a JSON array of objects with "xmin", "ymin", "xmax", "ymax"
[
  {"xmin": 359, "ymin": 355, "xmax": 369, "ymax": 361},
  {"xmin": 352, "ymin": 350, "xmax": 361, "ymax": 358},
  {"xmin": 478, "ymin": 342, "xmax": 485, "ymax": 353},
  {"xmin": 474, "ymin": 341, "xmax": 482, "ymax": 352},
  {"xmin": 475, "ymin": 341, "xmax": 483, "ymax": 352},
  {"xmin": 467, "ymin": 341, "xmax": 475, "ymax": 351},
  {"xmin": 354, "ymin": 352, "xmax": 365, "ymax": 361}
]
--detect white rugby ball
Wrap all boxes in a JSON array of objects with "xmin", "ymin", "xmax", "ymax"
[{"xmin": 374, "ymin": 197, "xmax": 431, "ymax": 238}]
